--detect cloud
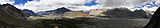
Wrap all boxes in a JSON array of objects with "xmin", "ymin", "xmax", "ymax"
[
  {"xmin": 3, "ymin": 0, "xmax": 159, "ymax": 12},
  {"xmin": 96, "ymin": 0, "xmax": 154, "ymax": 7},
  {"xmin": 131, "ymin": 0, "xmax": 160, "ymax": 11},
  {"xmin": 96, "ymin": 0, "xmax": 160, "ymax": 11},
  {"xmin": 142, "ymin": 7, "xmax": 158, "ymax": 11},
  {"xmin": 14, "ymin": 0, "xmax": 88, "ymax": 12},
  {"xmin": 0, "ymin": 0, "xmax": 14, "ymax": 4},
  {"xmin": 13, "ymin": 0, "xmax": 33, "ymax": 5}
]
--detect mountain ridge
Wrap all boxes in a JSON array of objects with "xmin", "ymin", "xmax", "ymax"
[{"xmin": 0, "ymin": 4, "xmax": 37, "ymax": 28}]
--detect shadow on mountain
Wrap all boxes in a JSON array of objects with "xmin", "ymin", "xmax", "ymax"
[
  {"xmin": 102, "ymin": 7, "xmax": 151, "ymax": 19},
  {"xmin": 0, "ymin": 4, "xmax": 38, "ymax": 28},
  {"xmin": 37, "ymin": 7, "xmax": 71, "ymax": 16},
  {"xmin": 0, "ymin": 4, "xmax": 90, "ymax": 28},
  {"xmin": 144, "ymin": 7, "xmax": 160, "ymax": 28},
  {"xmin": 21, "ymin": 9, "xmax": 38, "ymax": 17}
]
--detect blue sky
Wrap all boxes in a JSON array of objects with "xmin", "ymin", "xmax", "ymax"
[
  {"xmin": 132, "ymin": 1, "xmax": 160, "ymax": 9},
  {"xmin": 13, "ymin": 0, "xmax": 99, "ymax": 6},
  {"xmin": 12, "ymin": 0, "xmax": 33, "ymax": 5},
  {"xmin": 84, "ymin": 0, "xmax": 99, "ymax": 6}
]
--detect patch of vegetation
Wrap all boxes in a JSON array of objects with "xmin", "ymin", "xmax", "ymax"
[
  {"xmin": 0, "ymin": 21, "xmax": 25, "ymax": 28},
  {"xmin": 35, "ymin": 19, "xmax": 79, "ymax": 28}
]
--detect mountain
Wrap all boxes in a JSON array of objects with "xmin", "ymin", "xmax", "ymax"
[
  {"xmin": 131, "ymin": 9, "xmax": 152, "ymax": 18},
  {"xmin": 38, "ymin": 7, "xmax": 71, "ymax": 16},
  {"xmin": 46, "ymin": 7, "xmax": 71, "ymax": 14},
  {"xmin": 0, "ymin": 4, "xmax": 37, "ymax": 28},
  {"xmin": 21, "ymin": 9, "xmax": 37, "ymax": 16},
  {"xmin": 63, "ymin": 11, "xmax": 90, "ymax": 17},
  {"xmin": 102, "ymin": 7, "xmax": 132, "ymax": 18},
  {"xmin": 102, "ymin": 7, "xmax": 151, "ymax": 18},
  {"xmin": 89, "ymin": 9, "xmax": 107, "ymax": 16}
]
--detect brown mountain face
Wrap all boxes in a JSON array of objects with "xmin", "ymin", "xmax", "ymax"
[
  {"xmin": 63, "ymin": 11, "xmax": 90, "ymax": 17},
  {"xmin": 0, "ymin": 4, "xmax": 36, "ymax": 28}
]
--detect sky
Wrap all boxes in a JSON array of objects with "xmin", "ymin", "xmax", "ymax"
[
  {"xmin": 0, "ymin": 0, "xmax": 160, "ymax": 12},
  {"xmin": 13, "ymin": 0, "xmax": 33, "ymax": 5}
]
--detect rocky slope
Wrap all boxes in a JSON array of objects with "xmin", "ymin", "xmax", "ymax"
[
  {"xmin": 131, "ymin": 9, "xmax": 152, "ymax": 18},
  {"xmin": 38, "ymin": 7, "xmax": 71, "ymax": 16},
  {"xmin": 63, "ymin": 11, "xmax": 90, "ymax": 17},
  {"xmin": 0, "ymin": 4, "xmax": 37, "ymax": 28},
  {"xmin": 21, "ymin": 9, "xmax": 37, "ymax": 16},
  {"xmin": 102, "ymin": 8, "xmax": 151, "ymax": 18},
  {"xmin": 89, "ymin": 9, "xmax": 107, "ymax": 16},
  {"xmin": 102, "ymin": 8, "xmax": 132, "ymax": 18}
]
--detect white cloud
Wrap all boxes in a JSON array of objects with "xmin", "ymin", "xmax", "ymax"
[
  {"xmin": 12, "ymin": 0, "xmax": 160, "ymax": 12},
  {"xmin": 96, "ymin": 0, "xmax": 154, "ymax": 7},
  {"xmin": 155, "ymin": 0, "xmax": 160, "ymax": 5},
  {"xmin": 14, "ymin": 0, "xmax": 87, "ymax": 12},
  {"xmin": 142, "ymin": 7, "xmax": 158, "ymax": 11},
  {"xmin": 0, "ymin": 0, "xmax": 14, "ymax": 4}
]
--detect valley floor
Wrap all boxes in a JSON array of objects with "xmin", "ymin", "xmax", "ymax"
[{"xmin": 77, "ymin": 18, "xmax": 150, "ymax": 28}]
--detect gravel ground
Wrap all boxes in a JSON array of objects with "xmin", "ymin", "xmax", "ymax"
[{"xmin": 77, "ymin": 19, "xmax": 150, "ymax": 28}]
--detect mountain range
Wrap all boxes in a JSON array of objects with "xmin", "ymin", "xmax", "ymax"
[
  {"xmin": 102, "ymin": 7, "xmax": 152, "ymax": 18},
  {"xmin": 37, "ymin": 7, "xmax": 71, "ymax": 16},
  {"xmin": 0, "ymin": 3, "xmax": 155, "ymax": 28}
]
